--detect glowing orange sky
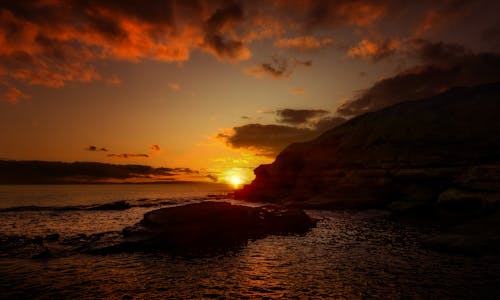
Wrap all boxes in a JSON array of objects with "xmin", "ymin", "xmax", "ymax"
[{"xmin": 1, "ymin": 1, "xmax": 499, "ymax": 184}]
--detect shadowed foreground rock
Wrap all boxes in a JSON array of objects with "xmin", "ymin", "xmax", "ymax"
[{"xmin": 118, "ymin": 201, "xmax": 315, "ymax": 252}]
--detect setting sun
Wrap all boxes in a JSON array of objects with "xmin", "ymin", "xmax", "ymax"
[
  {"xmin": 230, "ymin": 175, "xmax": 242, "ymax": 187},
  {"xmin": 224, "ymin": 168, "xmax": 248, "ymax": 188}
]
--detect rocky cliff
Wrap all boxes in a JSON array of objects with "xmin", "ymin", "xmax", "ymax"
[{"xmin": 236, "ymin": 82, "xmax": 500, "ymax": 215}]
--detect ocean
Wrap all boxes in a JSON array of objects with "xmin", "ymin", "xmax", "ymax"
[{"xmin": 0, "ymin": 184, "xmax": 499, "ymax": 299}]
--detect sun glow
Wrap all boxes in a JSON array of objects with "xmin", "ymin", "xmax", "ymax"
[
  {"xmin": 224, "ymin": 168, "xmax": 248, "ymax": 188},
  {"xmin": 230, "ymin": 175, "xmax": 242, "ymax": 187}
]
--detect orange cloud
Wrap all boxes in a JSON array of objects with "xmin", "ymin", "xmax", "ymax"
[
  {"xmin": 348, "ymin": 39, "xmax": 379, "ymax": 58},
  {"xmin": 0, "ymin": 0, "xmax": 492, "ymax": 101},
  {"xmin": 0, "ymin": 83, "xmax": 28, "ymax": 104},
  {"xmin": 0, "ymin": 1, "xmax": 253, "ymax": 96},
  {"xmin": 348, "ymin": 39, "xmax": 400, "ymax": 60},
  {"xmin": 275, "ymin": 36, "xmax": 333, "ymax": 51},
  {"xmin": 168, "ymin": 82, "xmax": 181, "ymax": 91}
]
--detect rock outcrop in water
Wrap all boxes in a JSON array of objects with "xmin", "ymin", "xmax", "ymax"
[
  {"xmin": 119, "ymin": 201, "xmax": 315, "ymax": 252},
  {"xmin": 236, "ymin": 83, "xmax": 500, "ymax": 213}
]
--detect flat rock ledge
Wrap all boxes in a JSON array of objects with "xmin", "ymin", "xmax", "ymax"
[{"xmin": 117, "ymin": 201, "xmax": 316, "ymax": 252}]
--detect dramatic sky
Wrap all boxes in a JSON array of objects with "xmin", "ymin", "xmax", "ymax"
[{"xmin": 1, "ymin": 0, "xmax": 500, "ymax": 183}]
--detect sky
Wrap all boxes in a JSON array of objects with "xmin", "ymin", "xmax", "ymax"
[{"xmin": 1, "ymin": 0, "xmax": 500, "ymax": 184}]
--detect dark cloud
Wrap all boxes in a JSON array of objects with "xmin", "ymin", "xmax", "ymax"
[
  {"xmin": 409, "ymin": 39, "xmax": 469, "ymax": 65},
  {"xmin": 276, "ymin": 0, "xmax": 387, "ymax": 30},
  {"xmin": 150, "ymin": 144, "xmax": 161, "ymax": 152},
  {"xmin": 415, "ymin": 0, "xmax": 477, "ymax": 36},
  {"xmin": 244, "ymin": 56, "xmax": 312, "ymax": 79},
  {"xmin": 276, "ymin": 109, "xmax": 329, "ymax": 125},
  {"xmin": 206, "ymin": 174, "xmax": 218, "ymax": 182},
  {"xmin": 107, "ymin": 153, "xmax": 150, "ymax": 159},
  {"xmin": 105, "ymin": 144, "xmax": 161, "ymax": 159},
  {"xmin": 0, "ymin": 160, "xmax": 198, "ymax": 184},
  {"xmin": 217, "ymin": 113, "xmax": 346, "ymax": 157},
  {"xmin": 86, "ymin": 145, "xmax": 108, "ymax": 152},
  {"xmin": 203, "ymin": 3, "xmax": 250, "ymax": 61},
  {"xmin": 170, "ymin": 167, "xmax": 198, "ymax": 174},
  {"xmin": 217, "ymin": 123, "xmax": 313, "ymax": 157},
  {"xmin": 338, "ymin": 41, "xmax": 500, "ymax": 116}
]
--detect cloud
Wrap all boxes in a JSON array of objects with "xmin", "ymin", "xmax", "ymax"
[
  {"xmin": 1, "ymin": 1, "xmax": 498, "ymax": 101},
  {"xmin": 150, "ymin": 144, "xmax": 161, "ymax": 152},
  {"xmin": 217, "ymin": 112, "xmax": 346, "ymax": 157},
  {"xmin": 0, "ymin": 82, "xmax": 28, "ymax": 103},
  {"xmin": 276, "ymin": 109, "xmax": 329, "ymax": 125},
  {"xmin": 409, "ymin": 39, "xmax": 469, "ymax": 66},
  {"xmin": 0, "ymin": 160, "xmax": 198, "ymax": 183},
  {"xmin": 291, "ymin": 88, "xmax": 305, "ymax": 95},
  {"xmin": 106, "ymin": 144, "xmax": 161, "ymax": 159},
  {"xmin": 0, "ymin": 1, "xmax": 256, "ymax": 96},
  {"xmin": 244, "ymin": 56, "xmax": 312, "ymax": 79},
  {"xmin": 86, "ymin": 145, "xmax": 108, "ymax": 152},
  {"xmin": 272, "ymin": 0, "xmax": 386, "ymax": 30},
  {"xmin": 275, "ymin": 36, "xmax": 333, "ymax": 51},
  {"xmin": 206, "ymin": 174, "xmax": 218, "ymax": 182},
  {"xmin": 415, "ymin": 0, "xmax": 477, "ymax": 36},
  {"xmin": 347, "ymin": 39, "xmax": 401, "ymax": 61},
  {"xmin": 106, "ymin": 75, "xmax": 122, "ymax": 86},
  {"xmin": 217, "ymin": 124, "xmax": 312, "ymax": 157},
  {"xmin": 107, "ymin": 153, "xmax": 150, "ymax": 159},
  {"xmin": 168, "ymin": 82, "xmax": 180, "ymax": 91},
  {"xmin": 202, "ymin": 3, "xmax": 251, "ymax": 61},
  {"xmin": 338, "ymin": 41, "xmax": 500, "ymax": 116}
]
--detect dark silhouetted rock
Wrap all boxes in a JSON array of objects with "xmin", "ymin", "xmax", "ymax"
[
  {"xmin": 236, "ymin": 83, "xmax": 500, "ymax": 212},
  {"xmin": 236, "ymin": 82, "xmax": 500, "ymax": 255},
  {"xmin": 121, "ymin": 201, "xmax": 315, "ymax": 251}
]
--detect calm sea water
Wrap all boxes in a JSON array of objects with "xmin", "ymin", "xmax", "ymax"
[{"xmin": 0, "ymin": 184, "xmax": 499, "ymax": 299}]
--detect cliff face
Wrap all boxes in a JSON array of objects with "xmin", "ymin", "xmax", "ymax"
[{"xmin": 236, "ymin": 83, "xmax": 500, "ymax": 213}]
